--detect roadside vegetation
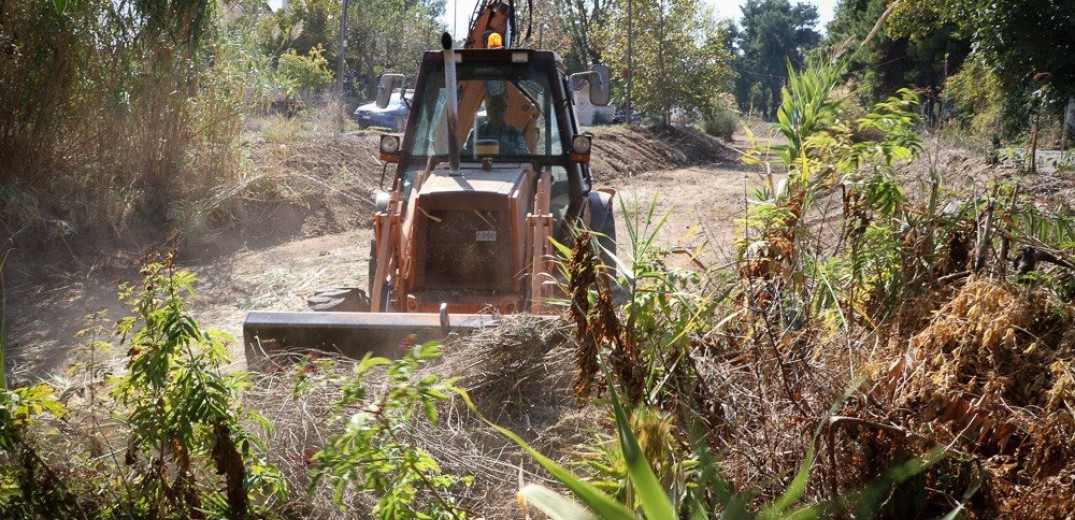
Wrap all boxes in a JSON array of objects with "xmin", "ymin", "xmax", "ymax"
[
  {"xmin": 4, "ymin": 32, "xmax": 1075, "ymax": 517},
  {"xmin": 3, "ymin": 0, "xmax": 1075, "ymax": 518}
]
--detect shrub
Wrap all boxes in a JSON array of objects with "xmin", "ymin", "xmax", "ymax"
[
  {"xmin": 703, "ymin": 109, "xmax": 739, "ymax": 140},
  {"xmin": 277, "ymin": 46, "xmax": 333, "ymax": 101},
  {"xmin": 311, "ymin": 343, "xmax": 473, "ymax": 519},
  {"xmin": 1, "ymin": 252, "xmax": 287, "ymax": 519},
  {"xmin": 945, "ymin": 55, "xmax": 1005, "ymax": 137}
]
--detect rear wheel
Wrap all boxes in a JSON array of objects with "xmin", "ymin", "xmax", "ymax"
[
  {"xmin": 600, "ymin": 214, "xmax": 628, "ymax": 303},
  {"xmin": 597, "ymin": 212, "xmax": 621, "ymax": 300},
  {"xmin": 597, "ymin": 211, "xmax": 617, "ymax": 270}
]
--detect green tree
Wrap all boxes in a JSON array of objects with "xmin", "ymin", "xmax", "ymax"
[
  {"xmin": 345, "ymin": 0, "xmax": 445, "ymax": 98},
  {"xmin": 733, "ymin": 0, "xmax": 821, "ymax": 117},
  {"xmin": 258, "ymin": 0, "xmax": 338, "ymax": 66},
  {"xmin": 889, "ymin": 0, "xmax": 1075, "ymax": 137},
  {"xmin": 257, "ymin": 0, "xmax": 444, "ymax": 99},
  {"xmin": 892, "ymin": 0, "xmax": 1075, "ymax": 94},
  {"xmin": 827, "ymin": 0, "xmax": 969, "ymax": 117},
  {"xmin": 596, "ymin": 0, "xmax": 734, "ymax": 125},
  {"xmin": 546, "ymin": 0, "xmax": 608, "ymax": 71}
]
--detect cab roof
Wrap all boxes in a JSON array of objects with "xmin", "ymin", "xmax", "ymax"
[{"xmin": 420, "ymin": 48, "xmax": 565, "ymax": 72}]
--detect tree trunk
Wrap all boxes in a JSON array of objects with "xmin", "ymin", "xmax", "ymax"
[
  {"xmin": 1029, "ymin": 110, "xmax": 1040, "ymax": 174},
  {"xmin": 1062, "ymin": 95, "xmax": 1075, "ymax": 157}
]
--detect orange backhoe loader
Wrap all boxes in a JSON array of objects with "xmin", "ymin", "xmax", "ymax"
[{"xmin": 243, "ymin": 0, "xmax": 615, "ymax": 367}]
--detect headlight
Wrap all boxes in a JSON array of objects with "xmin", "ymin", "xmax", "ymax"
[
  {"xmin": 572, "ymin": 134, "xmax": 592, "ymax": 154},
  {"xmin": 380, "ymin": 135, "xmax": 401, "ymax": 154}
]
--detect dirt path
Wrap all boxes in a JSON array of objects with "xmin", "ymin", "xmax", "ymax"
[
  {"xmin": 2, "ymin": 127, "xmax": 765, "ymax": 378},
  {"xmin": 608, "ymin": 163, "xmax": 771, "ymax": 269}
]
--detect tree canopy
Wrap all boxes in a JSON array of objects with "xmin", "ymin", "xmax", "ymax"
[
  {"xmin": 732, "ymin": 0, "xmax": 821, "ymax": 117},
  {"xmin": 593, "ymin": 0, "xmax": 734, "ymax": 125},
  {"xmin": 884, "ymin": 0, "xmax": 1075, "ymax": 138},
  {"xmin": 259, "ymin": 0, "xmax": 445, "ymax": 99},
  {"xmin": 889, "ymin": 0, "xmax": 1075, "ymax": 98},
  {"xmin": 826, "ymin": 0, "xmax": 969, "ymax": 118}
]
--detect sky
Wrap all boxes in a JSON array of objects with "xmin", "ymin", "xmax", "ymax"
[{"xmin": 441, "ymin": 0, "xmax": 839, "ymax": 42}]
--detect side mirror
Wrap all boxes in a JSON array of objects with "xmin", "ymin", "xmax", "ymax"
[
  {"xmin": 588, "ymin": 64, "xmax": 611, "ymax": 107},
  {"xmin": 376, "ymin": 74, "xmax": 405, "ymax": 109}
]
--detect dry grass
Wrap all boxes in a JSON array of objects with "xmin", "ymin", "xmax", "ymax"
[
  {"xmin": 832, "ymin": 277, "xmax": 1075, "ymax": 518},
  {"xmin": 239, "ymin": 315, "xmax": 587, "ymax": 519}
]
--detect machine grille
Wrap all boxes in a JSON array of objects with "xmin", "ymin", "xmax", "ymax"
[{"xmin": 422, "ymin": 209, "xmax": 512, "ymax": 290}]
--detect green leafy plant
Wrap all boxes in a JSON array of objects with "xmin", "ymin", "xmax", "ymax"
[
  {"xmin": 110, "ymin": 252, "xmax": 285, "ymax": 519},
  {"xmin": 312, "ymin": 342, "xmax": 472, "ymax": 520},
  {"xmin": 276, "ymin": 45, "xmax": 333, "ymax": 100},
  {"xmin": 0, "ymin": 384, "xmax": 70, "ymax": 514}
]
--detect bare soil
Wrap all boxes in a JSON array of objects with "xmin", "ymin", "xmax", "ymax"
[{"xmin": 2, "ymin": 124, "xmax": 754, "ymax": 378}]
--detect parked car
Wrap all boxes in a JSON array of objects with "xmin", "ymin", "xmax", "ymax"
[
  {"xmin": 612, "ymin": 109, "xmax": 643, "ymax": 125},
  {"xmin": 353, "ymin": 90, "xmax": 413, "ymax": 131}
]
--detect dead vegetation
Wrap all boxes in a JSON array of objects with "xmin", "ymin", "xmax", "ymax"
[{"xmin": 867, "ymin": 278, "xmax": 1075, "ymax": 518}]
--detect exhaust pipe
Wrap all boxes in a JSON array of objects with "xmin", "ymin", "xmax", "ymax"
[{"xmin": 441, "ymin": 32, "xmax": 461, "ymax": 174}]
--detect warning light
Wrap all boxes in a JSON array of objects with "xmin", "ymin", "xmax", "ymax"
[{"xmin": 487, "ymin": 33, "xmax": 504, "ymax": 49}]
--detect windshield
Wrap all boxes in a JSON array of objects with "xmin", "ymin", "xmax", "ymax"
[{"xmin": 407, "ymin": 61, "xmax": 564, "ymax": 160}]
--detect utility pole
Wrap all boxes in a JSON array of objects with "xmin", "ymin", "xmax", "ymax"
[
  {"xmin": 337, "ymin": 0, "xmax": 350, "ymax": 134},
  {"xmin": 626, "ymin": 0, "xmax": 633, "ymax": 125}
]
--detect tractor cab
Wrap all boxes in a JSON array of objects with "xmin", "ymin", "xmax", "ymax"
[{"xmin": 377, "ymin": 49, "xmax": 609, "ymax": 228}]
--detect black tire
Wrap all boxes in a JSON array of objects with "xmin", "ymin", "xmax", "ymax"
[
  {"xmin": 597, "ymin": 210, "xmax": 617, "ymax": 270},
  {"xmin": 307, "ymin": 287, "xmax": 370, "ymax": 312},
  {"xmin": 599, "ymin": 212, "xmax": 629, "ymax": 304}
]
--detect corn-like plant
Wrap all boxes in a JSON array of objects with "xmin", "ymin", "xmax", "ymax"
[
  {"xmin": 477, "ymin": 368, "xmax": 957, "ymax": 520},
  {"xmin": 740, "ymin": 56, "xmax": 923, "ymax": 330}
]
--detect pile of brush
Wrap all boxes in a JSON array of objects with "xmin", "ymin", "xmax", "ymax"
[{"xmin": 847, "ymin": 278, "xmax": 1075, "ymax": 518}]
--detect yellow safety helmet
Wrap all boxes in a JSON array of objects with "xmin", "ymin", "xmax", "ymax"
[{"xmin": 487, "ymin": 32, "xmax": 504, "ymax": 49}]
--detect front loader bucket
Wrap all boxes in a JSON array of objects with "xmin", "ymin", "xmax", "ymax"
[{"xmin": 243, "ymin": 311, "xmax": 498, "ymax": 370}]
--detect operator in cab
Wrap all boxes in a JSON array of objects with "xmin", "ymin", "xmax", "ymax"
[
  {"xmin": 462, "ymin": 78, "xmax": 528, "ymax": 156},
  {"xmin": 473, "ymin": 90, "xmax": 530, "ymax": 156}
]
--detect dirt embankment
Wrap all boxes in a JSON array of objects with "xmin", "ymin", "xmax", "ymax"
[
  {"xmin": 1, "ymin": 124, "xmax": 738, "ymax": 378},
  {"xmin": 591, "ymin": 125, "xmax": 738, "ymax": 179}
]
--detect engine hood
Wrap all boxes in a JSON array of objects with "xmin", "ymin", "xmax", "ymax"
[{"xmin": 416, "ymin": 162, "xmax": 530, "ymax": 198}]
